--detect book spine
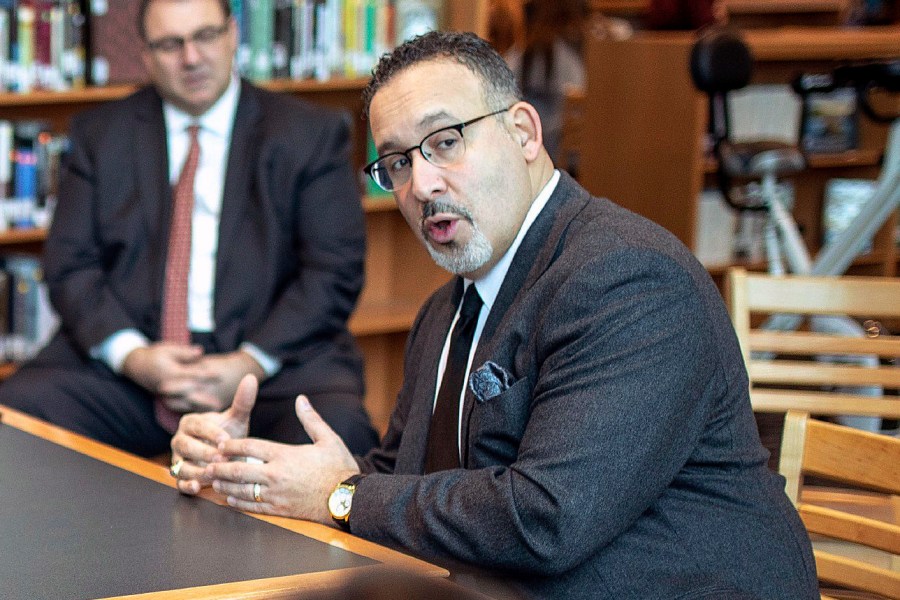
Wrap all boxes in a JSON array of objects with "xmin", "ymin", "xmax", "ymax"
[
  {"xmin": 17, "ymin": 1, "xmax": 35, "ymax": 92},
  {"xmin": 247, "ymin": 0, "xmax": 274, "ymax": 81}
]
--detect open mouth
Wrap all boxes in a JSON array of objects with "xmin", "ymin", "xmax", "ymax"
[{"xmin": 424, "ymin": 214, "xmax": 462, "ymax": 245}]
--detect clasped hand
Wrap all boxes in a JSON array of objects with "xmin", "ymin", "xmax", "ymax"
[
  {"xmin": 123, "ymin": 344, "xmax": 264, "ymax": 413},
  {"xmin": 170, "ymin": 375, "xmax": 360, "ymax": 525}
]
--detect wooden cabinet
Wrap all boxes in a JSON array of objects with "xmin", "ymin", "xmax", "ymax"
[
  {"xmin": 580, "ymin": 26, "xmax": 900, "ymax": 283},
  {"xmin": 0, "ymin": 76, "xmax": 453, "ymax": 436}
]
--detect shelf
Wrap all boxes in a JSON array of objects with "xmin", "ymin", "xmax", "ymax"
[
  {"xmin": 362, "ymin": 194, "xmax": 397, "ymax": 213},
  {"xmin": 703, "ymin": 147, "xmax": 883, "ymax": 174},
  {"xmin": 0, "ymin": 76, "xmax": 370, "ymax": 108},
  {"xmin": 723, "ymin": 0, "xmax": 849, "ymax": 14},
  {"xmin": 0, "ymin": 227, "xmax": 48, "ymax": 246},
  {"xmin": 349, "ymin": 299, "xmax": 422, "ymax": 336},
  {"xmin": 805, "ymin": 149, "xmax": 883, "ymax": 168}
]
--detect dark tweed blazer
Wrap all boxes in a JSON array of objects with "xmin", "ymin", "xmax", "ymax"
[{"xmin": 351, "ymin": 172, "xmax": 818, "ymax": 600}]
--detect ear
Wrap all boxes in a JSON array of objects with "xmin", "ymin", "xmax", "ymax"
[{"xmin": 508, "ymin": 102, "xmax": 544, "ymax": 163}]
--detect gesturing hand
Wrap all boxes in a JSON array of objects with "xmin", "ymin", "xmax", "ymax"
[
  {"xmin": 206, "ymin": 395, "xmax": 360, "ymax": 524},
  {"xmin": 169, "ymin": 374, "xmax": 259, "ymax": 495}
]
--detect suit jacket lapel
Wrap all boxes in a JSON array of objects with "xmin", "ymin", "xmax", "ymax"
[
  {"xmin": 215, "ymin": 80, "xmax": 262, "ymax": 308},
  {"xmin": 396, "ymin": 278, "xmax": 464, "ymax": 473},
  {"xmin": 134, "ymin": 89, "xmax": 170, "ymax": 310},
  {"xmin": 460, "ymin": 173, "xmax": 591, "ymax": 459}
]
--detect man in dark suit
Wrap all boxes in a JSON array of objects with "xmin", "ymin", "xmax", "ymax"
[
  {"xmin": 171, "ymin": 31, "xmax": 818, "ymax": 599},
  {"xmin": 0, "ymin": 0, "xmax": 378, "ymax": 458}
]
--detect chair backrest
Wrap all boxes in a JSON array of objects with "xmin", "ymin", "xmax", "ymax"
[
  {"xmin": 779, "ymin": 410, "xmax": 900, "ymax": 600},
  {"xmin": 725, "ymin": 267, "xmax": 900, "ymax": 419}
]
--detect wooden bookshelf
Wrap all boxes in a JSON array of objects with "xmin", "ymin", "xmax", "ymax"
[{"xmin": 581, "ymin": 26, "xmax": 900, "ymax": 287}]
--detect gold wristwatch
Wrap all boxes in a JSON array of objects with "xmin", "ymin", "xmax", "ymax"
[{"xmin": 328, "ymin": 474, "xmax": 364, "ymax": 530}]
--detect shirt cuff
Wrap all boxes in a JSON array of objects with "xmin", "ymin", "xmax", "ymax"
[
  {"xmin": 89, "ymin": 329, "xmax": 151, "ymax": 373},
  {"xmin": 239, "ymin": 342, "xmax": 281, "ymax": 378}
]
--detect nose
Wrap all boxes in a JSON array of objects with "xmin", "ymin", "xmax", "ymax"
[
  {"xmin": 408, "ymin": 150, "xmax": 446, "ymax": 202},
  {"xmin": 180, "ymin": 39, "xmax": 202, "ymax": 65}
]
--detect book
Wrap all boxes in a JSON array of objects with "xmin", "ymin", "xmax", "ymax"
[
  {"xmin": 3, "ymin": 254, "xmax": 59, "ymax": 361},
  {"xmin": 87, "ymin": 0, "xmax": 146, "ymax": 85},
  {"xmin": 247, "ymin": 0, "xmax": 274, "ymax": 81},
  {"xmin": 727, "ymin": 84, "xmax": 802, "ymax": 145},
  {"xmin": 800, "ymin": 87, "xmax": 859, "ymax": 154},
  {"xmin": 822, "ymin": 178, "xmax": 877, "ymax": 252},
  {"xmin": 694, "ymin": 188, "xmax": 737, "ymax": 267}
]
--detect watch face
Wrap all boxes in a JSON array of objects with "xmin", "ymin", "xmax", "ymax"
[{"xmin": 328, "ymin": 486, "xmax": 353, "ymax": 519}]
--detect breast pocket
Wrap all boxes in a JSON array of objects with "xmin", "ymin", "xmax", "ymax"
[{"xmin": 466, "ymin": 376, "xmax": 532, "ymax": 468}]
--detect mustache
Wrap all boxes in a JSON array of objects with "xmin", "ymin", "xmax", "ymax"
[{"xmin": 421, "ymin": 199, "xmax": 474, "ymax": 223}]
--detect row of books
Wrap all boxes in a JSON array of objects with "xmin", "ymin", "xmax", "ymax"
[
  {"xmin": 0, "ymin": 0, "xmax": 443, "ymax": 91},
  {"xmin": 0, "ymin": 254, "xmax": 58, "ymax": 362},
  {"xmin": 92, "ymin": 0, "xmax": 441, "ymax": 87},
  {"xmin": 0, "ymin": 119, "xmax": 67, "ymax": 229},
  {"xmin": 0, "ymin": 0, "xmax": 86, "ymax": 92}
]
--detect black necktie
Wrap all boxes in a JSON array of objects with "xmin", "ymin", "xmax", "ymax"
[{"xmin": 425, "ymin": 284, "xmax": 483, "ymax": 473}]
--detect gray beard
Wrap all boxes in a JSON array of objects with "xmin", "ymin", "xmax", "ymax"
[
  {"xmin": 426, "ymin": 225, "xmax": 493, "ymax": 275},
  {"xmin": 421, "ymin": 199, "xmax": 493, "ymax": 275}
]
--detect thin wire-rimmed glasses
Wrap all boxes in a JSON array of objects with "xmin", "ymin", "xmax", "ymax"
[
  {"xmin": 146, "ymin": 22, "xmax": 230, "ymax": 54},
  {"xmin": 364, "ymin": 106, "xmax": 512, "ymax": 192}
]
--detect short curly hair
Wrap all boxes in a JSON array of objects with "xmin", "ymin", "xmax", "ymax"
[{"xmin": 362, "ymin": 31, "xmax": 522, "ymax": 119}]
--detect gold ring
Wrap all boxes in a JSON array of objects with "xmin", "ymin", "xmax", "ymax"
[
  {"xmin": 253, "ymin": 482, "xmax": 262, "ymax": 503},
  {"xmin": 170, "ymin": 459, "xmax": 184, "ymax": 478}
]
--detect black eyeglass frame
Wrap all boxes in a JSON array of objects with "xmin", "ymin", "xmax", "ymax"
[
  {"xmin": 145, "ymin": 22, "xmax": 231, "ymax": 54},
  {"xmin": 363, "ymin": 106, "xmax": 513, "ymax": 192}
]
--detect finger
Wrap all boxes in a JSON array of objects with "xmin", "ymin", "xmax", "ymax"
[
  {"xmin": 205, "ymin": 459, "xmax": 267, "ymax": 484},
  {"xmin": 175, "ymin": 415, "xmax": 232, "ymax": 452},
  {"xmin": 212, "ymin": 479, "xmax": 263, "ymax": 500},
  {"xmin": 226, "ymin": 374, "xmax": 258, "ymax": 423},
  {"xmin": 169, "ymin": 453, "xmax": 209, "ymax": 492},
  {"xmin": 215, "ymin": 437, "xmax": 278, "ymax": 464},
  {"xmin": 226, "ymin": 496, "xmax": 275, "ymax": 515},
  {"xmin": 294, "ymin": 395, "xmax": 340, "ymax": 445},
  {"xmin": 165, "ymin": 344, "xmax": 205, "ymax": 362},
  {"xmin": 176, "ymin": 478, "xmax": 203, "ymax": 495}
]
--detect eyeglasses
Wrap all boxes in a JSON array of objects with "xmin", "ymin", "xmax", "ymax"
[
  {"xmin": 146, "ymin": 22, "xmax": 230, "ymax": 54},
  {"xmin": 364, "ymin": 107, "xmax": 511, "ymax": 192}
]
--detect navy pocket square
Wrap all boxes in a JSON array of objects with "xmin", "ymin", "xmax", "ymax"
[{"xmin": 469, "ymin": 361, "xmax": 514, "ymax": 403}]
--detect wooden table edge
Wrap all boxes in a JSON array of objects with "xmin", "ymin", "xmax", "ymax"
[{"xmin": 0, "ymin": 404, "xmax": 449, "ymax": 599}]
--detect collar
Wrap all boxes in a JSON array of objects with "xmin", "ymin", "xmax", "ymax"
[
  {"xmin": 466, "ymin": 169, "xmax": 560, "ymax": 310},
  {"xmin": 163, "ymin": 73, "xmax": 240, "ymax": 138}
]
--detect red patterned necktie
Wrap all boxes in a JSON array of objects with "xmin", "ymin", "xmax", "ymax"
[{"xmin": 155, "ymin": 124, "xmax": 200, "ymax": 433}]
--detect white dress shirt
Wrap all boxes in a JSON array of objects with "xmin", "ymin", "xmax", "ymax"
[{"xmin": 435, "ymin": 169, "xmax": 561, "ymax": 458}]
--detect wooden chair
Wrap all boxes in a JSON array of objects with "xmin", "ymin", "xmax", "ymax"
[
  {"xmin": 779, "ymin": 410, "xmax": 900, "ymax": 600},
  {"xmin": 725, "ymin": 267, "xmax": 900, "ymax": 420}
]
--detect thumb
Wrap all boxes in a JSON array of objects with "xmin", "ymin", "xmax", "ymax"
[
  {"xmin": 294, "ymin": 394, "xmax": 338, "ymax": 445},
  {"xmin": 226, "ymin": 374, "xmax": 258, "ymax": 423}
]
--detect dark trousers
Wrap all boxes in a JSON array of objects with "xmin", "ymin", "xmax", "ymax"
[{"xmin": 0, "ymin": 332, "xmax": 379, "ymax": 457}]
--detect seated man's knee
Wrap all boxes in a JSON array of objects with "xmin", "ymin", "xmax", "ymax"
[{"xmin": 0, "ymin": 369, "xmax": 57, "ymax": 417}]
